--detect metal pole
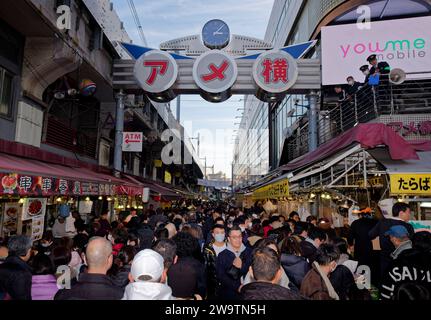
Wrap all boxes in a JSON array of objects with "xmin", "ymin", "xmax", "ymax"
[
  {"xmin": 114, "ymin": 90, "xmax": 126, "ymax": 177},
  {"xmin": 231, "ymin": 161, "xmax": 234, "ymax": 196},
  {"xmin": 197, "ymin": 132, "xmax": 200, "ymax": 158},
  {"xmin": 176, "ymin": 95, "xmax": 181, "ymax": 122},
  {"xmin": 308, "ymin": 91, "xmax": 318, "ymax": 152}
]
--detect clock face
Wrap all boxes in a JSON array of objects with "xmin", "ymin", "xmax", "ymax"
[{"xmin": 202, "ymin": 19, "xmax": 230, "ymax": 49}]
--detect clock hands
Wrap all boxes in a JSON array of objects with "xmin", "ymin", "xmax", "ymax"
[{"xmin": 213, "ymin": 24, "xmax": 225, "ymax": 36}]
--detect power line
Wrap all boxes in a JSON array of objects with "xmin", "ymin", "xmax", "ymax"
[{"xmin": 127, "ymin": 0, "xmax": 146, "ymax": 45}]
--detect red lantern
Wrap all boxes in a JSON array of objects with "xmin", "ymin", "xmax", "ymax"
[{"xmin": 152, "ymin": 195, "xmax": 161, "ymax": 202}]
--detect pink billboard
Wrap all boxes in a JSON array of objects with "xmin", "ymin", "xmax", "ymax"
[{"xmin": 321, "ymin": 16, "xmax": 431, "ymax": 85}]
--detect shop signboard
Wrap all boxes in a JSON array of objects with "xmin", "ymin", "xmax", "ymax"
[
  {"xmin": 252, "ymin": 178, "xmax": 289, "ymax": 200},
  {"xmin": 122, "ymin": 132, "xmax": 143, "ymax": 152},
  {"xmin": 1, "ymin": 202, "xmax": 20, "ymax": 236},
  {"xmin": 21, "ymin": 198, "xmax": 47, "ymax": 221},
  {"xmin": 390, "ymin": 173, "xmax": 431, "ymax": 195},
  {"xmin": 0, "ymin": 173, "xmax": 116, "ymax": 196},
  {"xmin": 321, "ymin": 16, "xmax": 431, "ymax": 85}
]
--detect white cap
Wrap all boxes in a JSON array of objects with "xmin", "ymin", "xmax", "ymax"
[{"xmin": 131, "ymin": 249, "xmax": 164, "ymax": 282}]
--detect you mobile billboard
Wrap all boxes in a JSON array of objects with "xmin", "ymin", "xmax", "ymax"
[{"xmin": 321, "ymin": 16, "xmax": 431, "ymax": 85}]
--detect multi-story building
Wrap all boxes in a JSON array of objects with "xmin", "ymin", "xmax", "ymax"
[
  {"xmin": 233, "ymin": 0, "xmax": 431, "ymax": 219},
  {"xmin": 0, "ymin": 0, "xmax": 202, "ymax": 210}
]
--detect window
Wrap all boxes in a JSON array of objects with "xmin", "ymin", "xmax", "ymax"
[{"xmin": 0, "ymin": 66, "xmax": 13, "ymax": 117}]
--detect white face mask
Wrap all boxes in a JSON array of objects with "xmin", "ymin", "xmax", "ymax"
[
  {"xmin": 363, "ymin": 70, "xmax": 370, "ymax": 76},
  {"xmin": 214, "ymin": 234, "xmax": 225, "ymax": 243},
  {"xmin": 240, "ymin": 226, "xmax": 245, "ymax": 232}
]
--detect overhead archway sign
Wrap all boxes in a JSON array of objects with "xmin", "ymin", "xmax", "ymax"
[{"xmin": 115, "ymin": 20, "xmax": 320, "ymax": 103}]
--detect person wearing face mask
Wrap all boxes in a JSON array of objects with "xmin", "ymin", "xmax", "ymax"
[
  {"xmin": 216, "ymin": 226, "xmax": 253, "ymax": 300},
  {"xmin": 203, "ymin": 224, "xmax": 227, "ymax": 299},
  {"xmin": 359, "ymin": 65, "xmax": 370, "ymax": 84},
  {"xmin": 300, "ymin": 244, "xmax": 340, "ymax": 300},
  {"xmin": 346, "ymin": 76, "xmax": 362, "ymax": 98}
]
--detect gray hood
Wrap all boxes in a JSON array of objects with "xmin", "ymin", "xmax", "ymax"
[
  {"xmin": 122, "ymin": 281, "xmax": 175, "ymax": 300},
  {"xmin": 226, "ymin": 243, "xmax": 246, "ymax": 258}
]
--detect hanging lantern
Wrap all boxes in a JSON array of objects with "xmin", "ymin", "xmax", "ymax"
[{"xmin": 79, "ymin": 79, "xmax": 97, "ymax": 97}]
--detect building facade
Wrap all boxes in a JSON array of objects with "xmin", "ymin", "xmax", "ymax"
[
  {"xmin": 0, "ymin": 0, "xmax": 202, "ymax": 198},
  {"xmin": 233, "ymin": 0, "xmax": 431, "ymax": 192}
]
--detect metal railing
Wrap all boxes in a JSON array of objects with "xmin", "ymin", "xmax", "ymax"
[{"xmin": 285, "ymin": 78, "xmax": 431, "ymax": 163}]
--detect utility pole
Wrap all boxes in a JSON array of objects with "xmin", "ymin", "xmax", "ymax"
[
  {"xmin": 114, "ymin": 90, "xmax": 126, "ymax": 177},
  {"xmin": 231, "ymin": 161, "xmax": 234, "ymax": 196}
]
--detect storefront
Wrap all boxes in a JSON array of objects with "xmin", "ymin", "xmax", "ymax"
[{"xmin": 0, "ymin": 153, "xmax": 144, "ymax": 241}]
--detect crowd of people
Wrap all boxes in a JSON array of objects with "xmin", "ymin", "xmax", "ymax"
[{"xmin": 0, "ymin": 200, "xmax": 430, "ymax": 300}]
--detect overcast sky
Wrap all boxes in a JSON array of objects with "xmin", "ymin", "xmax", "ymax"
[{"xmin": 113, "ymin": 0, "xmax": 274, "ymax": 178}]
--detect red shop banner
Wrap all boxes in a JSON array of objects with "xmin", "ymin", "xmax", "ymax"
[{"xmin": 0, "ymin": 173, "xmax": 116, "ymax": 196}]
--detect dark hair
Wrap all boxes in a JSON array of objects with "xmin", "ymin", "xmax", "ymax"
[
  {"xmin": 117, "ymin": 245, "xmax": 136, "ymax": 265},
  {"xmin": 392, "ymin": 202, "xmax": 410, "ymax": 217},
  {"xmin": 315, "ymin": 244, "xmax": 340, "ymax": 266},
  {"xmin": 280, "ymin": 236, "xmax": 302, "ymax": 256},
  {"xmin": 228, "ymin": 225, "xmax": 242, "ymax": 236},
  {"xmin": 214, "ymin": 217, "xmax": 224, "ymax": 225},
  {"xmin": 332, "ymin": 237, "xmax": 348, "ymax": 255},
  {"xmin": 187, "ymin": 224, "xmax": 203, "ymax": 240},
  {"xmin": 32, "ymin": 254, "xmax": 55, "ymax": 275},
  {"xmin": 233, "ymin": 216, "xmax": 246, "ymax": 226},
  {"xmin": 7, "ymin": 235, "xmax": 32, "ymax": 257},
  {"xmin": 254, "ymin": 238, "xmax": 279, "ymax": 254},
  {"xmin": 211, "ymin": 224, "xmax": 226, "ymax": 233},
  {"xmin": 73, "ymin": 233, "xmax": 89, "ymax": 253},
  {"xmin": 289, "ymin": 211, "xmax": 299, "ymax": 219},
  {"xmin": 412, "ymin": 231, "xmax": 431, "ymax": 252},
  {"xmin": 172, "ymin": 232, "xmax": 199, "ymax": 258},
  {"xmin": 52, "ymin": 246, "xmax": 72, "ymax": 268},
  {"xmin": 308, "ymin": 227, "xmax": 327, "ymax": 241},
  {"xmin": 154, "ymin": 227, "xmax": 169, "ymax": 240},
  {"xmin": 294, "ymin": 221, "xmax": 310, "ymax": 235},
  {"xmin": 306, "ymin": 216, "xmax": 317, "ymax": 223},
  {"xmin": 153, "ymin": 239, "xmax": 177, "ymax": 269},
  {"xmin": 269, "ymin": 216, "xmax": 280, "ymax": 224},
  {"xmin": 110, "ymin": 221, "xmax": 119, "ymax": 230},
  {"xmin": 42, "ymin": 231, "xmax": 53, "ymax": 242},
  {"xmin": 251, "ymin": 247, "xmax": 281, "ymax": 282},
  {"xmin": 112, "ymin": 227, "xmax": 129, "ymax": 244}
]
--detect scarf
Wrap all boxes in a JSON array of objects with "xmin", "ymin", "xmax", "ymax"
[{"xmin": 313, "ymin": 261, "xmax": 340, "ymax": 300}]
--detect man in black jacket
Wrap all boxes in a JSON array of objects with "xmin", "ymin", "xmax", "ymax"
[
  {"xmin": 369, "ymin": 202, "xmax": 415, "ymax": 277},
  {"xmin": 241, "ymin": 247, "xmax": 305, "ymax": 300},
  {"xmin": 348, "ymin": 210, "xmax": 378, "ymax": 271},
  {"xmin": 300, "ymin": 227, "xmax": 327, "ymax": 265},
  {"xmin": 0, "ymin": 235, "xmax": 33, "ymax": 300},
  {"xmin": 55, "ymin": 236, "xmax": 123, "ymax": 300},
  {"xmin": 380, "ymin": 231, "xmax": 431, "ymax": 300},
  {"xmin": 216, "ymin": 226, "xmax": 252, "ymax": 300}
]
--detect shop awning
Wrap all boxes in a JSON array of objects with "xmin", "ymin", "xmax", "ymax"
[
  {"xmin": 279, "ymin": 123, "xmax": 431, "ymax": 173},
  {"xmin": 368, "ymin": 150, "xmax": 431, "ymax": 174},
  {"xmin": 0, "ymin": 153, "xmax": 143, "ymax": 196}
]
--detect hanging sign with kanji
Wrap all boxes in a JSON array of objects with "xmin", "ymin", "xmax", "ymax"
[
  {"xmin": 193, "ymin": 50, "xmax": 237, "ymax": 95},
  {"xmin": 390, "ymin": 173, "xmax": 431, "ymax": 195},
  {"xmin": 122, "ymin": 132, "xmax": 143, "ymax": 152},
  {"xmin": 0, "ymin": 173, "xmax": 116, "ymax": 196},
  {"xmin": 134, "ymin": 50, "xmax": 178, "ymax": 102},
  {"xmin": 252, "ymin": 50, "xmax": 298, "ymax": 100}
]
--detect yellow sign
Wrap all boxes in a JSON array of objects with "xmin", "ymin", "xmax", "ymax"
[
  {"xmin": 154, "ymin": 160, "xmax": 162, "ymax": 168},
  {"xmin": 164, "ymin": 171, "xmax": 172, "ymax": 184},
  {"xmin": 390, "ymin": 173, "xmax": 431, "ymax": 195},
  {"xmin": 252, "ymin": 178, "xmax": 289, "ymax": 200}
]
